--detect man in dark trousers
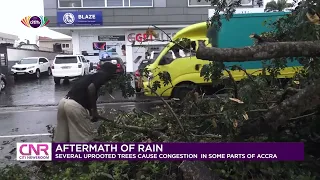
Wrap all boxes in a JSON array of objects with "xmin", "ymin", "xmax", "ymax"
[{"xmin": 53, "ymin": 62, "xmax": 117, "ymax": 143}]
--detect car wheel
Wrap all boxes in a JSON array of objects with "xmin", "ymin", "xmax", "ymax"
[
  {"xmin": 14, "ymin": 75, "xmax": 18, "ymax": 81},
  {"xmin": 0, "ymin": 78, "xmax": 6, "ymax": 91},
  {"xmin": 47, "ymin": 68, "xmax": 52, "ymax": 76},
  {"xmin": 54, "ymin": 77, "xmax": 60, "ymax": 84},
  {"xmin": 35, "ymin": 69, "xmax": 40, "ymax": 79}
]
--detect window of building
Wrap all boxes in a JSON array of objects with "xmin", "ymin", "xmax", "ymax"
[
  {"xmin": 58, "ymin": 0, "xmax": 153, "ymax": 8},
  {"xmin": 188, "ymin": 0, "xmax": 253, "ymax": 6},
  {"xmin": 188, "ymin": 0, "xmax": 211, "ymax": 6},
  {"xmin": 106, "ymin": 0, "xmax": 153, "ymax": 7},
  {"xmin": 58, "ymin": 0, "xmax": 82, "ymax": 7},
  {"xmin": 83, "ymin": 0, "xmax": 105, "ymax": 7},
  {"xmin": 62, "ymin": 43, "xmax": 70, "ymax": 49},
  {"xmin": 106, "ymin": 0, "xmax": 123, "ymax": 6},
  {"xmin": 130, "ymin": 0, "xmax": 153, "ymax": 6}
]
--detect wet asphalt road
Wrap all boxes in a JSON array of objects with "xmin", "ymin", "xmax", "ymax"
[{"xmin": 0, "ymin": 75, "xmax": 157, "ymax": 107}]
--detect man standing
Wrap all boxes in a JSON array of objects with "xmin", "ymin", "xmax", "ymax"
[{"xmin": 53, "ymin": 62, "xmax": 118, "ymax": 143}]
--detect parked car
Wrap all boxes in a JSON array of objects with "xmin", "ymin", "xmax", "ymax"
[
  {"xmin": 51, "ymin": 54, "xmax": 90, "ymax": 84},
  {"xmin": 134, "ymin": 59, "xmax": 153, "ymax": 92},
  {"xmin": 97, "ymin": 57, "xmax": 126, "ymax": 75},
  {"xmin": 10, "ymin": 57, "xmax": 52, "ymax": 80},
  {"xmin": 0, "ymin": 73, "xmax": 6, "ymax": 92}
]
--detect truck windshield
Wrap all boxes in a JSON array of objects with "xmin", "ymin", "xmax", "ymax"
[
  {"xmin": 55, "ymin": 57, "xmax": 78, "ymax": 64},
  {"xmin": 148, "ymin": 53, "xmax": 160, "ymax": 64},
  {"xmin": 19, "ymin": 59, "xmax": 38, "ymax": 64},
  {"xmin": 153, "ymin": 52, "xmax": 160, "ymax": 60}
]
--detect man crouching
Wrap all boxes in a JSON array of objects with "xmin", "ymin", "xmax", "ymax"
[{"xmin": 53, "ymin": 62, "xmax": 118, "ymax": 143}]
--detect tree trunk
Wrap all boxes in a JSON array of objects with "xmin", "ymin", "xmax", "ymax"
[{"xmin": 196, "ymin": 40, "xmax": 320, "ymax": 62}]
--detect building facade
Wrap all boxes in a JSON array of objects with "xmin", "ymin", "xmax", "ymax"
[
  {"xmin": 0, "ymin": 32, "xmax": 19, "ymax": 45},
  {"xmin": 38, "ymin": 36, "xmax": 73, "ymax": 53},
  {"xmin": 44, "ymin": 0, "xmax": 263, "ymax": 72}
]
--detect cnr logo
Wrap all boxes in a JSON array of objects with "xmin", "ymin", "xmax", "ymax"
[
  {"xmin": 127, "ymin": 33, "xmax": 153, "ymax": 42},
  {"xmin": 30, "ymin": 20, "xmax": 41, "ymax": 24}
]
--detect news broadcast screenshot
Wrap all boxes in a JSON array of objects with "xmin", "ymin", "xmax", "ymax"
[{"xmin": 1, "ymin": 1, "xmax": 320, "ymax": 179}]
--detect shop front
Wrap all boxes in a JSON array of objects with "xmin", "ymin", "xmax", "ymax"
[
  {"xmin": 53, "ymin": 10, "xmax": 186, "ymax": 73},
  {"xmin": 75, "ymin": 29, "xmax": 127, "ymax": 65}
]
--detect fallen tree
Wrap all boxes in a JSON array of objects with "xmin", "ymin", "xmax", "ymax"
[
  {"xmin": 196, "ymin": 40, "xmax": 320, "ymax": 62},
  {"xmin": 196, "ymin": 37, "xmax": 320, "ymax": 135}
]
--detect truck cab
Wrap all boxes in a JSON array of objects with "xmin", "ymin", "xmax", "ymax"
[
  {"xmin": 142, "ymin": 22, "xmax": 212, "ymax": 98},
  {"xmin": 142, "ymin": 12, "xmax": 302, "ymax": 99}
]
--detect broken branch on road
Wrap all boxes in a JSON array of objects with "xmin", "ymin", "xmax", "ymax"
[{"xmin": 98, "ymin": 116, "xmax": 169, "ymax": 141}]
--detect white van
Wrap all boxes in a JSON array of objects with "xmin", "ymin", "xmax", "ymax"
[{"xmin": 52, "ymin": 54, "xmax": 90, "ymax": 84}]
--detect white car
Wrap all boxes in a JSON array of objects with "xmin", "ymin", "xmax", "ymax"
[
  {"xmin": 51, "ymin": 54, "xmax": 90, "ymax": 84},
  {"xmin": 11, "ymin": 57, "xmax": 52, "ymax": 80}
]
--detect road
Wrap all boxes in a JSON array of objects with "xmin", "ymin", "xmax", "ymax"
[{"xmin": 0, "ymin": 75, "xmax": 158, "ymax": 107}]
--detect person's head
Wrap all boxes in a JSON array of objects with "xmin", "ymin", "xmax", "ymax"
[
  {"xmin": 121, "ymin": 45, "xmax": 126, "ymax": 56},
  {"xmin": 98, "ymin": 62, "xmax": 118, "ymax": 80}
]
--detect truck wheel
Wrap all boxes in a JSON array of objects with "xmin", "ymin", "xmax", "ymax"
[
  {"xmin": 54, "ymin": 77, "xmax": 60, "ymax": 84},
  {"xmin": 172, "ymin": 82, "xmax": 197, "ymax": 101},
  {"xmin": 136, "ymin": 88, "xmax": 142, "ymax": 92},
  {"xmin": 35, "ymin": 69, "xmax": 40, "ymax": 79}
]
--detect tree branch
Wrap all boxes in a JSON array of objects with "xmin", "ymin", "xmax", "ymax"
[
  {"xmin": 147, "ymin": 85, "xmax": 185, "ymax": 133},
  {"xmin": 98, "ymin": 116, "xmax": 168, "ymax": 141},
  {"xmin": 278, "ymin": 87, "xmax": 301, "ymax": 102},
  {"xmin": 240, "ymin": 78, "xmax": 320, "ymax": 136},
  {"xmin": 224, "ymin": 68, "xmax": 238, "ymax": 98},
  {"xmin": 196, "ymin": 40, "xmax": 320, "ymax": 62},
  {"xmin": 179, "ymin": 161, "xmax": 222, "ymax": 180}
]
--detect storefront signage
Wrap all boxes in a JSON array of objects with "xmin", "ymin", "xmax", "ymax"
[
  {"xmin": 98, "ymin": 35, "xmax": 125, "ymax": 41},
  {"xmin": 126, "ymin": 30, "xmax": 177, "ymax": 43},
  {"xmin": 57, "ymin": 11, "xmax": 103, "ymax": 26}
]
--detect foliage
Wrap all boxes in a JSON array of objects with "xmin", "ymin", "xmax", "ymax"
[
  {"xmin": 2, "ymin": 0, "xmax": 320, "ymax": 180},
  {"xmin": 264, "ymin": 0, "xmax": 294, "ymax": 12}
]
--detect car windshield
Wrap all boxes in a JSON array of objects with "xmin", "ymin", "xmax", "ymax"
[
  {"xmin": 55, "ymin": 56, "xmax": 78, "ymax": 64},
  {"xmin": 19, "ymin": 59, "xmax": 38, "ymax": 64}
]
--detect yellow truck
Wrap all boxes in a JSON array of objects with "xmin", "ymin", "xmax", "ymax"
[{"xmin": 142, "ymin": 12, "xmax": 302, "ymax": 99}]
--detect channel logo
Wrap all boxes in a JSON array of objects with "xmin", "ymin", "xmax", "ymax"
[
  {"xmin": 21, "ymin": 16, "xmax": 50, "ymax": 28},
  {"xmin": 16, "ymin": 142, "xmax": 52, "ymax": 161}
]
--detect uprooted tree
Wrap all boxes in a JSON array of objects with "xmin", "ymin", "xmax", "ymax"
[{"xmin": 2, "ymin": 0, "xmax": 320, "ymax": 179}]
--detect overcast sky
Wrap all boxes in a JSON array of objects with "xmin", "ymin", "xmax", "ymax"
[
  {"xmin": 0, "ymin": 0, "xmax": 70, "ymax": 43},
  {"xmin": 0, "ymin": 0, "xmax": 287, "ymax": 43}
]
